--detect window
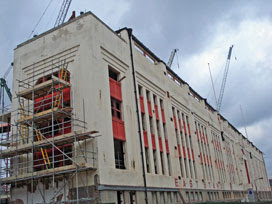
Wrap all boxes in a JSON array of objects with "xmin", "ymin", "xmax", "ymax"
[
  {"xmin": 167, "ymin": 154, "xmax": 171, "ymax": 176},
  {"xmin": 174, "ymin": 192, "xmax": 178, "ymax": 203},
  {"xmin": 153, "ymin": 150, "xmax": 158, "ymax": 174},
  {"xmin": 138, "ymin": 85, "xmax": 143, "ymax": 96},
  {"xmin": 141, "ymin": 113, "xmax": 146, "ymax": 131},
  {"xmin": 190, "ymin": 192, "xmax": 194, "ymax": 201},
  {"xmin": 145, "ymin": 148, "xmax": 150, "ymax": 173},
  {"xmin": 195, "ymin": 192, "xmax": 199, "ymax": 201},
  {"xmin": 152, "ymin": 192, "xmax": 157, "ymax": 204},
  {"xmin": 130, "ymin": 191, "xmax": 136, "ymax": 204},
  {"xmin": 111, "ymin": 98, "xmax": 122, "ymax": 119},
  {"xmin": 114, "ymin": 139, "xmax": 126, "ymax": 169},
  {"xmin": 117, "ymin": 191, "xmax": 124, "ymax": 204},
  {"xmin": 199, "ymin": 192, "xmax": 203, "ymax": 201},
  {"xmin": 109, "ymin": 68, "xmax": 118, "ymax": 80},
  {"xmin": 149, "ymin": 117, "xmax": 154, "ymax": 134},
  {"xmin": 160, "ymin": 152, "xmax": 164, "ymax": 175},
  {"xmin": 186, "ymin": 192, "xmax": 189, "ymax": 201},
  {"xmin": 160, "ymin": 192, "xmax": 165, "ymax": 204},
  {"xmin": 167, "ymin": 192, "xmax": 172, "ymax": 203},
  {"xmin": 179, "ymin": 158, "xmax": 184, "ymax": 177}
]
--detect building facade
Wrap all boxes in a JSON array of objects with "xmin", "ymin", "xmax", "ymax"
[{"xmin": 0, "ymin": 12, "xmax": 271, "ymax": 204}]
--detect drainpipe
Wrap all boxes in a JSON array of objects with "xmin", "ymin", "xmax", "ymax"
[{"xmin": 127, "ymin": 28, "xmax": 149, "ymax": 204}]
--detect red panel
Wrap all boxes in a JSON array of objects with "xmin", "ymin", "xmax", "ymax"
[
  {"xmin": 154, "ymin": 104, "xmax": 159, "ymax": 120},
  {"xmin": 187, "ymin": 123, "xmax": 191, "ymax": 136},
  {"xmin": 202, "ymin": 131, "xmax": 206, "ymax": 144},
  {"xmin": 109, "ymin": 78, "xmax": 122, "ymax": 101},
  {"xmin": 187, "ymin": 148, "xmax": 191, "ymax": 160},
  {"xmin": 143, "ymin": 131, "xmax": 148, "ymax": 148},
  {"xmin": 205, "ymin": 133, "xmax": 208, "ymax": 144},
  {"xmin": 34, "ymin": 87, "xmax": 70, "ymax": 112},
  {"xmin": 165, "ymin": 139, "xmax": 169, "ymax": 153},
  {"xmin": 147, "ymin": 100, "xmax": 152, "ymax": 117},
  {"xmin": 174, "ymin": 116, "xmax": 177, "ymax": 129},
  {"xmin": 140, "ymin": 96, "xmax": 145, "ymax": 113},
  {"xmin": 178, "ymin": 119, "xmax": 182, "ymax": 130},
  {"xmin": 112, "ymin": 117, "xmax": 126, "ymax": 141},
  {"xmin": 159, "ymin": 136, "xmax": 163, "ymax": 152},
  {"xmin": 183, "ymin": 120, "xmax": 187, "ymax": 135},
  {"xmin": 191, "ymin": 149, "xmax": 195, "ymax": 161},
  {"xmin": 200, "ymin": 153, "xmax": 203, "ymax": 164},
  {"xmin": 183, "ymin": 146, "xmax": 186, "ymax": 159},
  {"xmin": 178, "ymin": 144, "xmax": 181, "ymax": 157},
  {"xmin": 34, "ymin": 144, "xmax": 72, "ymax": 171},
  {"xmin": 151, "ymin": 133, "xmax": 156, "ymax": 150},
  {"xmin": 161, "ymin": 108, "xmax": 166, "ymax": 123}
]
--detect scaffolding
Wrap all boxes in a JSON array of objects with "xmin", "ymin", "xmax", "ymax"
[{"xmin": 0, "ymin": 61, "xmax": 99, "ymax": 203}]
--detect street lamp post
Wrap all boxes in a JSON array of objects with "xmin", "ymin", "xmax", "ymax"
[{"xmin": 254, "ymin": 177, "xmax": 263, "ymax": 202}]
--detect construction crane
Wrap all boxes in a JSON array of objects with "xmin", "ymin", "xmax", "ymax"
[
  {"xmin": 0, "ymin": 63, "xmax": 13, "ymax": 103},
  {"xmin": 217, "ymin": 45, "xmax": 234, "ymax": 112},
  {"xmin": 54, "ymin": 0, "xmax": 72, "ymax": 27},
  {"xmin": 167, "ymin": 49, "xmax": 179, "ymax": 68}
]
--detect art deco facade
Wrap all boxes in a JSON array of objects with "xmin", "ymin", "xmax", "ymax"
[{"xmin": 0, "ymin": 12, "xmax": 271, "ymax": 204}]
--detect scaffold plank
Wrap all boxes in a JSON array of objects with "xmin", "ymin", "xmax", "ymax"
[
  {"xmin": 0, "ymin": 163, "xmax": 95, "ymax": 184},
  {"xmin": 0, "ymin": 130, "xmax": 98, "ymax": 158},
  {"xmin": 17, "ymin": 107, "xmax": 72, "ymax": 124},
  {"xmin": 17, "ymin": 76, "xmax": 70, "ymax": 100}
]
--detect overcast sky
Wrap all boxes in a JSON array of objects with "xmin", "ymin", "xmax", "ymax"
[{"xmin": 0, "ymin": 0, "xmax": 271, "ymax": 177}]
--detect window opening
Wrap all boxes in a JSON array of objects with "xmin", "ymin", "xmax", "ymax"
[
  {"xmin": 114, "ymin": 139, "xmax": 126, "ymax": 169},
  {"xmin": 117, "ymin": 191, "xmax": 124, "ymax": 204},
  {"xmin": 109, "ymin": 68, "xmax": 118, "ymax": 81},
  {"xmin": 130, "ymin": 191, "xmax": 136, "ymax": 204}
]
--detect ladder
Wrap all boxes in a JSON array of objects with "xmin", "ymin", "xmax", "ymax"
[
  {"xmin": 35, "ymin": 129, "xmax": 51, "ymax": 169},
  {"xmin": 54, "ymin": 66, "xmax": 68, "ymax": 108}
]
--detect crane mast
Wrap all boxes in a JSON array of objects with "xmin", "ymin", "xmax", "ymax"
[
  {"xmin": 0, "ymin": 63, "xmax": 13, "ymax": 102},
  {"xmin": 54, "ymin": 0, "xmax": 72, "ymax": 27},
  {"xmin": 167, "ymin": 49, "xmax": 178, "ymax": 68},
  {"xmin": 217, "ymin": 45, "xmax": 233, "ymax": 111}
]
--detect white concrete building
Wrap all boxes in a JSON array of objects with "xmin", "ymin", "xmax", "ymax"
[{"xmin": 0, "ymin": 11, "xmax": 271, "ymax": 204}]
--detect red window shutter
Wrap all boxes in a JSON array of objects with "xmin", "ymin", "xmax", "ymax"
[
  {"xmin": 151, "ymin": 133, "xmax": 156, "ymax": 150},
  {"xmin": 178, "ymin": 144, "xmax": 181, "ymax": 157},
  {"xmin": 187, "ymin": 123, "xmax": 191, "ymax": 136},
  {"xmin": 165, "ymin": 139, "xmax": 169, "ymax": 153},
  {"xmin": 147, "ymin": 100, "xmax": 152, "ymax": 117},
  {"xmin": 159, "ymin": 137, "xmax": 163, "ymax": 152},
  {"xmin": 183, "ymin": 146, "xmax": 186, "ymax": 159},
  {"xmin": 112, "ymin": 117, "xmax": 126, "ymax": 141},
  {"xmin": 154, "ymin": 104, "xmax": 159, "ymax": 120},
  {"xmin": 143, "ymin": 131, "xmax": 148, "ymax": 147},
  {"xmin": 174, "ymin": 116, "xmax": 177, "ymax": 129},
  {"xmin": 140, "ymin": 96, "xmax": 145, "ymax": 113},
  {"xmin": 109, "ymin": 78, "xmax": 122, "ymax": 101}
]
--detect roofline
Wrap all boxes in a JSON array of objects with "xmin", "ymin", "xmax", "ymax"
[{"xmin": 16, "ymin": 11, "xmax": 123, "ymax": 50}]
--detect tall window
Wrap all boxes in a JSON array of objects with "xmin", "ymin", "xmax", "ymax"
[
  {"xmin": 114, "ymin": 139, "xmax": 126, "ymax": 169},
  {"xmin": 109, "ymin": 67, "xmax": 126, "ymax": 169}
]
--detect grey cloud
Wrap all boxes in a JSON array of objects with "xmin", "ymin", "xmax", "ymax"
[{"xmin": 119, "ymin": 0, "xmax": 272, "ymax": 61}]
